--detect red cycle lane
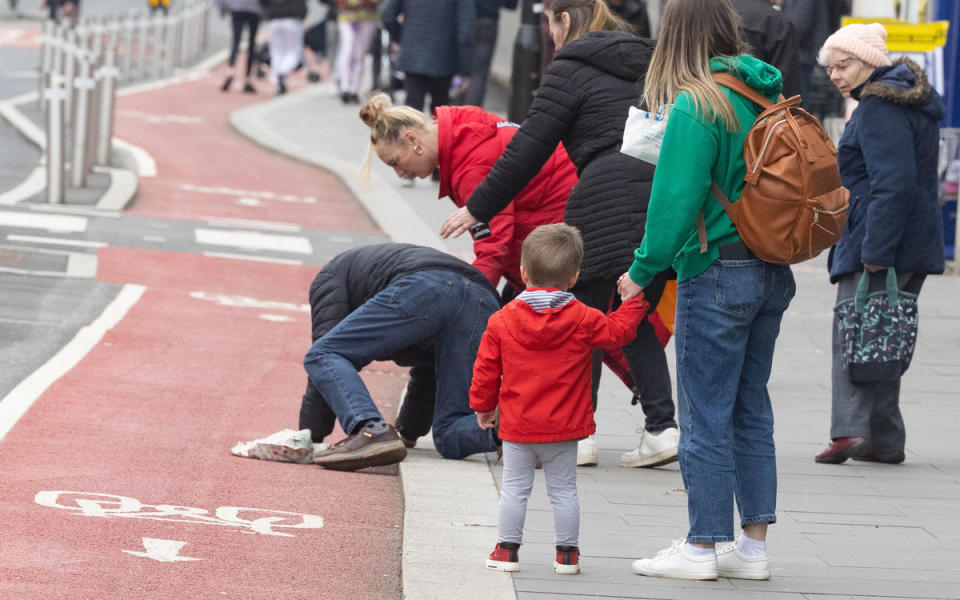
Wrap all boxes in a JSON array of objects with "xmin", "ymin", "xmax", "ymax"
[
  {"xmin": 0, "ymin": 67, "xmax": 407, "ymax": 599},
  {"xmin": 1, "ymin": 247, "xmax": 407, "ymax": 599},
  {"xmin": 114, "ymin": 67, "xmax": 381, "ymax": 233}
]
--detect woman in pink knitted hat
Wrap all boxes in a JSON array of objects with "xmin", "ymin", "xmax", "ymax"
[{"xmin": 814, "ymin": 23, "xmax": 945, "ymax": 465}]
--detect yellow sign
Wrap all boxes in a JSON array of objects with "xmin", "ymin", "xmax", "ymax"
[{"xmin": 840, "ymin": 18, "xmax": 950, "ymax": 52}]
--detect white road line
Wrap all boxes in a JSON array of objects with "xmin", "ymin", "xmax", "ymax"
[
  {"xmin": 142, "ymin": 235, "xmax": 167, "ymax": 243},
  {"xmin": 202, "ymin": 251, "xmax": 303, "ymax": 265},
  {"xmin": 329, "ymin": 236, "xmax": 354, "ymax": 243},
  {"xmin": 202, "ymin": 217, "xmax": 302, "ymax": 232},
  {"xmin": 195, "ymin": 228, "xmax": 312, "ymax": 255},
  {"xmin": 0, "ymin": 165, "xmax": 45, "ymax": 205},
  {"xmin": 180, "ymin": 183, "xmax": 318, "ymax": 205},
  {"xmin": 6, "ymin": 235, "xmax": 107, "ymax": 248},
  {"xmin": 0, "ymin": 210, "xmax": 87, "ymax": 233},
  {"xmin": 65, "ymin": 253, "xmax": 98, "ymax": 278},
  {"xmin": 0, "ymin": 284, "xmax": 146, "ymax": 442}
]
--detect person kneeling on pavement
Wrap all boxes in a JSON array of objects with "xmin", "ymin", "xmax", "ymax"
[{"xmin": 302, "ymin": 243, "xmax": 502, "ymax": 471}]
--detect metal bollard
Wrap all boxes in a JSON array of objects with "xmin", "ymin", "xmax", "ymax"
[
  {"xmin": 95, "ymin": 45, "xmax": 118, "ymax": 166},
  {"xmin": 84, "ymin": 50, "xmax": 101, "ymax": 175},
  {"xmin": 163, "ymin": 13, "xmax": 177, "ymax": 76},
  {"xmin": 151, "ymin": 14, "xmax": 166, "ymax": 80},
  {"xmin": 70, "ymin": 52, "xmax": 94, "ymax": 188},
  {"xmin": 120, "ymin": 11, "xmax": 135, "ymax": 81},
  {"xmin": 136, "ymin": 13, "xmax": 148, "ymax": 80},
  {"xmin": 45, "ymin": 76, "xmax": 66, "ymax": 204},
  {"xmin": 38, "ymin": 21, "xmax": 55, "ymax": 109},
  {"xmin": 62, "ymin": 28, "xmax": 77, "ymax": 126}
]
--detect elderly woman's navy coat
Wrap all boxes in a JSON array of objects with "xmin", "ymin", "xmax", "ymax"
[{"xmin": 828, "ymin": 58, "xmax": 945, "ymax": 281}]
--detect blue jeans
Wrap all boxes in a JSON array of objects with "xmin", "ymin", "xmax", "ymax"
[
  {"xmin": 674, "ymin": 259, "xmax": 795, "ymax": 543},
  {"xmin": 303, "ymin": 270, "xmax": 499, "ymax": 459}
]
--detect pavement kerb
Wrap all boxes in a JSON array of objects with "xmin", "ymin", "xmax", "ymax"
[
  {"xmin": 229, "ymin": 87, "xmax": 518, "ymax": 600},
  {"xmin": 229, "ymin": 84, "xmax": 449, "ymax": 253}
]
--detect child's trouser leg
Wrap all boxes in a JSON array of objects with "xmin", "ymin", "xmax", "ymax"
[
  {"xmin": 541, "ymin": 440, "xmax": 580, "ymax": 547},
  {"xmin": 498, "ymin": 441, "xmax": 537, "ymax": 544}
]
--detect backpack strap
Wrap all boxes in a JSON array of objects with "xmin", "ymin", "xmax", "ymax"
[
  {"xmin": 711, "ymin": 72, "xmax": 773, "ymax": 109},
  {"xmin": 695, "ymin": 182, "xmax": 734, "ymax": 254}
]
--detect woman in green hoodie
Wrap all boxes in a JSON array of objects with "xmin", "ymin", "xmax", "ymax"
[{"xmin": 619, "ymin": 0, "xmax": 795, "ymax": 581}]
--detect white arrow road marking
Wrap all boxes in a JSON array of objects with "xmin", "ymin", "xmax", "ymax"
[
  {"xmin": 123, "ymin": 538, "xmax": 202, "ymax": 562},
  {"xmin": 195, "ymin": 228, "xmax": 312, "ymax": 255}
]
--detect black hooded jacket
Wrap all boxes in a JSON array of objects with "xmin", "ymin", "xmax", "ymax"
[{"xmin": 465, "ymin": 31, "xmax": 656, "ymax": 282}]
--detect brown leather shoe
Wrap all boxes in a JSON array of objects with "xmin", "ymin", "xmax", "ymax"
[
  {"xmin": 314, "ymin": 423, "xmax": 407, "ymax": 471},
  {"xmin": 815, "ymin": 437, "xmax": 869, "ymax": 464}
]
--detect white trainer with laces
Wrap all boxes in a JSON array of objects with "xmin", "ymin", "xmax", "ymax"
[
  {"xmin": 577, "ymin": 434, "xmax": 598, "ymax": 466},
  {"xmin": 619, "ymin": 427, "xmax": 679, "ymax": 468},
  {"xmin": 631, "ymin": 539, "xmax": 718, "ymax": 580},
  {"xmin": 716, "ymin": 541, "xmax": 770, "ymax": 580}
]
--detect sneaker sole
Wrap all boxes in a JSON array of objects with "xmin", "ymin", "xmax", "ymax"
[
  {"xmin": 553, "ymin": 562, "xmax": 580, "ymax": 574},
  {"xmin": 576, "ymin": 456, "xmax": 598, "ymax": 467},
  {"xmin": 718, "ymin": 568, "xmax": 770, "ymax": 580},
  {"xmin": 315, "ymin": 442, "xmax": 407, "ymax": 471},
  {"xmin": 486, "ymin": 560, "xmax": 519, "ymax": 572},
  {"xmin": 632, "ymin": 564, "xmax": 717, "ymax": 580},
  {"xmin": 620, "ymin": 449, "xmax": 679, "ymax": 469}
]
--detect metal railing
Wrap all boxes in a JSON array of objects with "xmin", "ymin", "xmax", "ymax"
[{"xmin": 39, "ymin": 0, "xmax": 212, "ymax": 203}]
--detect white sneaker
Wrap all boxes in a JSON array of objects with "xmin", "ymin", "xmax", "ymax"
[
  {"xmin": 619, "ymin": 427, "xmax": 679, "ymax": 468},
  {"xmin": 631, "ymin": 539, "xmax": 718, "ymax": 580},
  {"xmin": 716, "ymin": 541, "xmax": 770, "ymax": 580},
  {"xmin": 577, "ymin": 434, "xmax": 598, "ymax": 466}
]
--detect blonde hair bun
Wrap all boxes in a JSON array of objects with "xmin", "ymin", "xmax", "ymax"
[{"xmin": 359, "ymin": 92, "xmax": 393, "ymax": 128}]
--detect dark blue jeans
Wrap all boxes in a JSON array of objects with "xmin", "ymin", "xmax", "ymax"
[
  {"xmin": 674, "ymin": 259, "xmax": 795, "ymax": 542},
  {"xmin": 303, "ymin": 270, "xmax": 499, "ymax": 459}
]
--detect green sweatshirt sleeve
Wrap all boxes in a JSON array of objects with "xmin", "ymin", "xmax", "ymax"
[{"xmin": 628, "ymin": 103, "xmax": 718, "ymax": 288}]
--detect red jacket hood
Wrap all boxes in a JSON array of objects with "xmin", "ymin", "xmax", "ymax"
[
  {"xmin": 435, "ymin": 105, "xmax": 521, "ymax": 201},
  {"xmin": 500, "ymin": 295, "xmax": 590, "ymax": 351}
]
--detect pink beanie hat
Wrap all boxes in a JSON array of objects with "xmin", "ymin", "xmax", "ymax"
[{"xmin": 818, "ymin": 23, "xmax": 893, "ymax": 67}]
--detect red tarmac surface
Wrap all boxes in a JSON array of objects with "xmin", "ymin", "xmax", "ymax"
[{"xmin": 0, "ymin": 65, "xmax": 405, "ymax": 599}]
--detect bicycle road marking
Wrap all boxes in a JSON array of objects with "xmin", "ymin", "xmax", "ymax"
[{"xmin": 35, "ymin": 491, "xmax": 325, "ymax": 538}]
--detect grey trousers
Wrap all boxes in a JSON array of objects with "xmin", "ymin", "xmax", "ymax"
[
  {"xmin": 498, "ymin": 440, "xmax": 579, "ymax": 547},
  {"xmin": 830, "ymin": 270, "xmax": 925, "ymax": 450}
]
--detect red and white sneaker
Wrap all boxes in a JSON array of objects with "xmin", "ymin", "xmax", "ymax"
[
  {"xmin": 553, "ymin": 545, "xmax": 581, "ymax": 574},
  {"xmin": 486, "ymin": 542, "xmax": 520, "ymax": 572}
]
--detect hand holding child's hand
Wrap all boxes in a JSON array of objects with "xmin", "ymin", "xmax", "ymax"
[
  {"xmin": 618, "ymin": 272, "xmax": 643, "ymax": 301},
  {"xmin": 476, "ymin": 410, "xmax": 497, "ymax": 430}
]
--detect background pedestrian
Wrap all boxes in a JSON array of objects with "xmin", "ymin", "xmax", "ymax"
[
  {"xmin": 217, "ymin": 0, "xmax": 263, "ymax": 93},
  {"xmin": 334, "ymin": 0, "xmax": 379, "ymax": 104},
  {"xmin": 381, "ymin": 0, "xmax": 475, "ymax": 115},
  {"xmin": 258, "ymin": 0, "xmax": 308, "ymax": 95}
]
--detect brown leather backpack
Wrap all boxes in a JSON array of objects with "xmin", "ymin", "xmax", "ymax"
[{"xmin": 697, "ymin": 73, "xmax": 849, "ymax": 264}]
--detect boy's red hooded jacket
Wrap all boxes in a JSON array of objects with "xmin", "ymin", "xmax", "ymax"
[
  {"xmin": 436, "ymin": 105, "xmax": 577, "ymax": 291},
  {"xmin": 470, "ymin": 291, "xmax": 649, "ymax": 443}
]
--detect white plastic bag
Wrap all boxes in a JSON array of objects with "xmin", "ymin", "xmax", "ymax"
[
  {"xmin": 620, "ymin": 104, "xmax": 672, "ymax": 165},
  {"xmin": 231, "ymin": 429, "xmax": 326, "ymax": 464}
]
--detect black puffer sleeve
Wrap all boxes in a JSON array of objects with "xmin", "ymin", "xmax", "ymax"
[{"xmin": 465, "ymin": 63, "xmax": 580, "ymax": 223}]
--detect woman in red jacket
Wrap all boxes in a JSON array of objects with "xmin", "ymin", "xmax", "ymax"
[{"xmin": 359, "ymin": 93, "xmax": 576, "ymax": 296}]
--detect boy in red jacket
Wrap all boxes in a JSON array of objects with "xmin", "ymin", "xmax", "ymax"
[{"xmin": 471, "ymin": 224, "xmax": 649, "ymax": 575}]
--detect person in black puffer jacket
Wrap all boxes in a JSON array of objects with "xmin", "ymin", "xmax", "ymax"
[
  {"xmin": 440, "ymin": 0, "xmax": 678, "ymax": 469},
  {"xmin": 301, "ymin": 243, "xmax": 502, "ymax": 470}
]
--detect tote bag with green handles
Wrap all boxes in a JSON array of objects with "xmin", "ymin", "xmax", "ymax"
[{"xmin": 835, "ymin": 268, "xmax": 919, "ymax": 383}]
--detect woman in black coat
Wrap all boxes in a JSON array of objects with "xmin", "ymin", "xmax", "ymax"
[{"xmin": 440, "ymin": 0, "xmax": 678, "ymax": 469}]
